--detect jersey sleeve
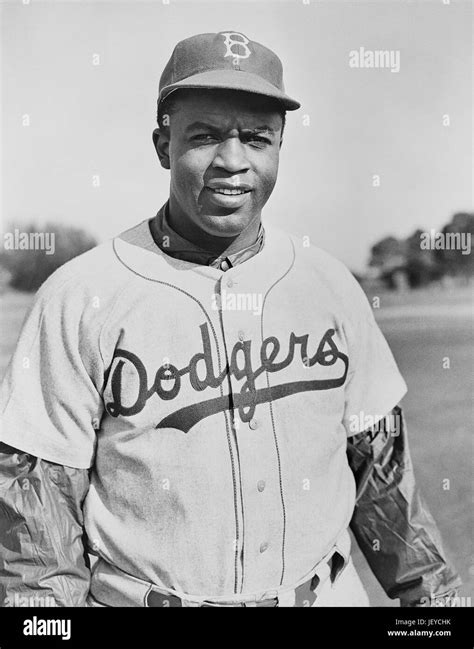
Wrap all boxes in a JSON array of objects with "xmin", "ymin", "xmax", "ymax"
[
  {"xmin": 0, "ymin": 442, "xmax": 92, "ymax": 606},
  {"xmin": 347, "ymin": 408, "xmax": 462, "ymax": 604},
  {"xmin": 0, "ymin": 273, "xmax": 105, "ymax": 469},
  {"xmin": 341, "ymin": 278, "xmax": 407, "ymax": 437}
]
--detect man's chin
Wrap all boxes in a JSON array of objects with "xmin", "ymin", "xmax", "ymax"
[{"xmin": 197, "ymin": 211, "xmax": 252, "ymax": 238}]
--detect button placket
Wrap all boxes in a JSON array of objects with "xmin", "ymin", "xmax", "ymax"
[{"xmin": 217, "ymin": 271, "xmax": 280, "ymax": 588}]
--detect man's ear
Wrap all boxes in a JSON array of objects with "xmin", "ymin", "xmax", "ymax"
[{"xmin": 152, "ymin": 128, "xmax": 170, "ymax": 170}]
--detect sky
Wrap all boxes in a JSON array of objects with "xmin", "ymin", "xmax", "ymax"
[{"xmin": 1, "ymin": 0, "xmax": 472, "ymax": 272}]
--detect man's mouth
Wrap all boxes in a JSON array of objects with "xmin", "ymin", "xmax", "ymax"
[
  {"xmin": 204, "ymin": 182, "xmax": 253, "ymax": 209},
  {"xmin": 205, "ymin": 181, "xmax": 253, "ymax": 197},
  {"xmin": 209, "ymin": 187, "xmax": 250, "ymax": 195}
]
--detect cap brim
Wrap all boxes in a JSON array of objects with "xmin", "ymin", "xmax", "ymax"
[{"xmin": 159, "ymin": 69, "xmax": 301, "ymax": 111}]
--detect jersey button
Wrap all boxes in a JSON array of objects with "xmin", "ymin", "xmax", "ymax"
[
  {"xmin": 238, "ymin": 330, "xmax": 245, "ymax": 341},
  {"xmin": 226, "ymin": 278, "xmax": 234, "ymax": 288},
  {"xmin": 257, "ymin": 480, "xmax": 266, "ymax": 492},
  {"xmin": 249, "ymin": 419, "xmax": 258, "ymax": 430},
  {"xmin": 259, "ymin": 542, "xmax": 269, "ymax": 553}
]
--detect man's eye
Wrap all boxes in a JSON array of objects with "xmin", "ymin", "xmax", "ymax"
[
  {"xmin": 192, "ymin": 134, "xmax": 217, "ymax": 142},
  {"xmin": 246, "ymin": 135, "xmax": 271, "ymax": 146}
]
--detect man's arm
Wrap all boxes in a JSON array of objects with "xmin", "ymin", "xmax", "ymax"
[
  {"xmin": 0, "ymin": 442, "xmax": 91, "ymax": 607},
  {"xmin": 347, "ymin": 406, "xmax": 462, "ymax": 607}
]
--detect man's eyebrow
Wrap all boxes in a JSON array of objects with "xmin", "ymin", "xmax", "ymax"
[
  {"xmin": 248, "ymin": 126, "xmax": 276, "ymax": 133},
  {"xmin": 184, "ymin": 122, "xmax": 277, "ymax": 134},
  {"xmin": 185, "ymin": 121, "xmax": 220, "ymax": 133}
]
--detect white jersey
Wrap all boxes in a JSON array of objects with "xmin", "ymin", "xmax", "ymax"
[{"xmin": 0, "ymin": 217, "xmax": 406, "ymax": 598}]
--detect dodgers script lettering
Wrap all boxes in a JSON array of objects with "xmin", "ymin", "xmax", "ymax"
[{"xmin": 106, "ymin": 324, "xmax": 349, "ymax": 433}]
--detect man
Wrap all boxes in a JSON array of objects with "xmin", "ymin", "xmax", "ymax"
[{"xmin": 0, "ymin": 31, "xmax": 460, "ymax": 608}]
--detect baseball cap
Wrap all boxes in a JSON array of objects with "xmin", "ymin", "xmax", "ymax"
[{"xmin": 158, "ymin": 31, "xmax": 301, "ymax": 112}]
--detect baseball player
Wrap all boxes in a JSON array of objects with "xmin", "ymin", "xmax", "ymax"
[{"xmin": 0, "ymin": 31, "xmax": 460, "ymax": 608}]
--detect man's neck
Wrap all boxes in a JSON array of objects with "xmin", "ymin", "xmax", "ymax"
[{"xmin": 167, "ymin": 198, "xmax": 261, "ymax": 256}]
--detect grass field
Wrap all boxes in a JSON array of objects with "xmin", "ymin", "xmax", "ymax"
[
  {"xmin": 353, "ymin": 285, "xmax": 473, "ymax": 606},
  {"xmin": 0, "ymin": 285, "xmax": 472, "ymax": 606}
]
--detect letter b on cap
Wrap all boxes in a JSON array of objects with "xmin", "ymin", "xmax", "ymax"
[{"xmin": 221, "ymin": 32, "xmax": 251, "ymax": 60}]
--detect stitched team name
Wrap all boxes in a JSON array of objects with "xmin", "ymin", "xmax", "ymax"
[{"xmin": 106, "ymin": 323, "xmax": 349, "ymax": 432}]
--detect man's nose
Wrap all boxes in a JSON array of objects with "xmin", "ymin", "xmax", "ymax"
[{"xmin": 212, "ymin": 137, "xmax": 250, "ymax": 174}]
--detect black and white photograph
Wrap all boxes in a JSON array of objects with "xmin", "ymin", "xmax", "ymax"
[{"xmin": 0, "ymin": 0, "xmax": 472, "ymax": 647}]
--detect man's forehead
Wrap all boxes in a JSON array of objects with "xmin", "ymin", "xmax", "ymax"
[
  {"xmin": 183, "ymin": 115, "xmax": 279, "ymax": 134},
  {"xmin": 176, "ymin": 100, "xmax": 281, "ymax": 131},
  {"xmin": 171, "ymin": 90, "xmax": 281, "ymax": 120}
]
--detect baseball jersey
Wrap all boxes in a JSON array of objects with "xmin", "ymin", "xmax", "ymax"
[{"xmin": 0, "ymin": 214, "xmax": 407, "ymax": 598}]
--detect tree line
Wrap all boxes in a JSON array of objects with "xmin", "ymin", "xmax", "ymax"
[{"xmin": 368, "ymin": 213, "xmax": 473, "ymax": 289}]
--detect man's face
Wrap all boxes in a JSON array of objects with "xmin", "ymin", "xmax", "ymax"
[{"xmin": 157, "ymin": 90, "xmax": 283, "ymax": 238}]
